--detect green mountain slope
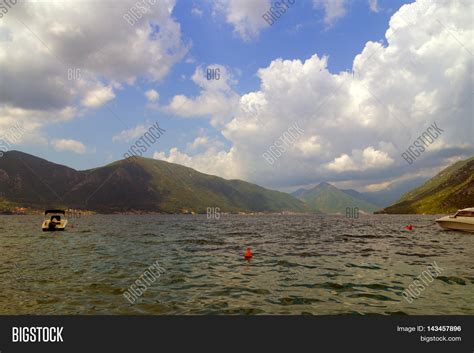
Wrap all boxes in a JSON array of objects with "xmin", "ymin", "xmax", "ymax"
[
  {"xmin": 0, "ymin": 151, "xmax": 81, "ymax": 209},
  {"xmin": 291, "ymin": 182, "xmax": 379, "ymax": 214},
  {"xmin": 382, "ymin": 156, "xmax": 474, "ymax": 214},
  {"xmin": 0, "ymin": 151, "xmax": 307, "ymax": 213}
]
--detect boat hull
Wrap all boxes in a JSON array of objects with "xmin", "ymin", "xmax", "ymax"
[
  {"xmin": 42, "ymin": 220, "xmax": 68, "ymax": 232},
  {"xmin": 435, "ymin": 217, "xmax": 474, "ymax": 233}
]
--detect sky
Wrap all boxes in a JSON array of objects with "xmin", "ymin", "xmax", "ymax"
[{"xmin": 0, "ymin": 0, "xmax": 472, "ymax": 193}]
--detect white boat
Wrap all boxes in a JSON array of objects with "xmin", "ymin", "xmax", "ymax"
[
  {"xmin": 435, "ymin": 208, "xmax": 474, "ymax": 233},
  {"xmin": 42, "ymin": 210, "xmax": 68, "ymax": 232}
]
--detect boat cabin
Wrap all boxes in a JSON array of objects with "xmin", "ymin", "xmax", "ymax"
[
  {"xmin": 453, "ymin": 208, "xmax": 474, "ymax": 217},
  {"xmin": 42, "ymin": 210, "xmax": 68, "ymax": 231}
]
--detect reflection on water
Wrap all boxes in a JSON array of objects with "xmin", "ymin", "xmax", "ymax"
[{"xmin": 0, "ymin": 214, "xmax": 473, "ymax": 315}]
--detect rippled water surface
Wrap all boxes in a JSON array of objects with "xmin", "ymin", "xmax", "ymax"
[{"xmin": 0, "ymin": 214, "xmax": 473, "ymax": 315}]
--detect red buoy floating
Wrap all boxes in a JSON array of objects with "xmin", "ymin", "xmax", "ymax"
[
  {"xmin": 405, "ymin": 224, "xmax": 413, "ymax": 231},
  {"xmin": 244, "ymin": 247, "xmax": 253, "ymax": 260}
]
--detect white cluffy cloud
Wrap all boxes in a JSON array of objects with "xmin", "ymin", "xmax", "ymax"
[
  {"xmin": 187, "ymin": 136, "xmax": 210, "ymax": 151},
  {"xmin": 145, "ymin": 89, "xmax": 160, "ymax": 103},
  {"xmin": 325, "ymin": 147, "xmax": 394, "ymax": 172},
  {"xmin": 51, "ymin": 139, "xmax": 87, "ymax": 154},
  {"xmin": 113, "ymin": 124, "xmax": 149, "ymax": 143},
  {"xmin": 81, "ymin": 84, "xmax": 116, "ymax": 108},
  {"xmin": 313, "ymin": 0, "xmax": 348, "ymax": 26},
  {"xmin": 368, "ymin": 0, "xmax": 379, "ymax": 13},
  {"xmin": 214, "ymin": 0, "xmax": 349, "ymax": 39},
  {"xmin": 164, "ymin": 65, "xmax": 240, "ymax": 126},
  {"xmin": 213, "ymin": 0, "xmax": 271, "ymax": 40},
  {"xmin": 153, "ymin": 146, "xmax": 240, "ymax": 180},
  {"xmin": 0, "ymin": 0, "xmax": 186, "ymax": 144},
  {"xmin": 191, "ymin": 7, "xmax": 204, "ymax": 17},
  {"xmin": 156, "ymin": 0, "xmax": 474, "ymax": 189}
]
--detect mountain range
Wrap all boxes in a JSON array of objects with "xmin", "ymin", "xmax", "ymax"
[
  {"xmin": 0, "ymin": 151, "xmax": 306, "ymax": 213},
  {"xmin": 1, "ymin": 151, "xmax": 472, "ymax": 214}
]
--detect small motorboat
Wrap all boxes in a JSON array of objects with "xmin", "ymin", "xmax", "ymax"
[
  {"xmin": 436, "ymin": 208, "xmax": 474, "ymax": 233},
  {"xmin": 42, "ymin": 210, "xmax": 68, "ymax": 232}
]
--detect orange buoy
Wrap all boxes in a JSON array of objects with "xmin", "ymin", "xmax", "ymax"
[
  {"xmin": 244, "ymin": 247, "xmax": 252, "ymax": 259},
  {"xmin": 405, "ymin": 224, "xmax": 413, "ymax": 231}
]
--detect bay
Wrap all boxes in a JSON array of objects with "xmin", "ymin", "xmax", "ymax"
[{"xmin": 0, "ymin": 214, "xmax": 472, "ymax": 315}]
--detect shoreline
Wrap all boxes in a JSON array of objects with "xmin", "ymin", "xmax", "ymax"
[{"xmin": 0, "ymin": 210, "xmax": 449, "ymax": 216}]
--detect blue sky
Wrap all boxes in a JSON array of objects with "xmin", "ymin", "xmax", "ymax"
[{"xmin": 1, "ymin": 0, "xmax": 473, "ymax": 192}]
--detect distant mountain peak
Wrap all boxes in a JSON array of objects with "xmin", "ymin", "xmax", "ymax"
[{"xmin": 292, "ymin": 181, "xmax": 378, "ymax": 214}]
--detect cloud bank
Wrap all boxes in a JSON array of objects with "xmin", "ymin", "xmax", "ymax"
[
  {"xmin": 156, "ymin": 0, "xmax": 474, "ymax": 188},
  {"xmin": 0, "ymin": 0, "xmax": 187, "ymax": 144}
]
